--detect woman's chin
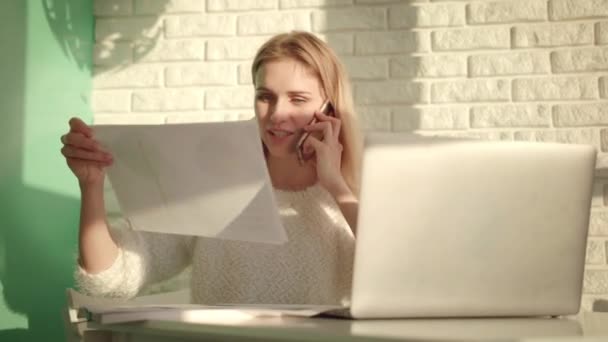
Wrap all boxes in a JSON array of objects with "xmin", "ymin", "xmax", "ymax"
[{"xmin": 266, "ymin": 147, "xmax": 296, "ymax": 160}]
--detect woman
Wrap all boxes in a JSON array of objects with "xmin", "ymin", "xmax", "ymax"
[{"xmin": 60, "ymin": 31, "xmax": 363, "ymax": 305}]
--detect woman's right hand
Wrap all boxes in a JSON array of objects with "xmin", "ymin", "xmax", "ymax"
[{"xmin": 60, "ymin": 117, "xmax": 113, "ymax": 187}]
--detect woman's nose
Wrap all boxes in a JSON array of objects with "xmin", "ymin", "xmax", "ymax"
[{"xmin": 269, "ymin": 100, "xmax": 292, "ymax": 122}]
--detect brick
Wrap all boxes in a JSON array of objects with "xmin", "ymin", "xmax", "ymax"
[
  {"xmin": 467, "ymin": 0, "xmax": 546, "ymax": 24},
  {"xmin": 391, "ymin": 55, "xmax": 466, "ymax": 78},
  {"xmin": 393, "ymin": 106, "xmax": 468, "ymax": 131},
  {"xmin": 95, "ymin": 0, "xmax": 133, "ymax": 16},
  {"xmin": 553, "ymin": 104, "xmax": 608, "ymax": 127},
  {"xmin": 94, "ymin": 114, "xmax": 166, "ymax": 125},
  {"xmin": 431, "ymin": 79, "xmax": 509, "ymax": 103},
  {"xmin": 280, "ymin": 0, "xmax": 353, "ymax": 9},
  {"xmin": 598, "ymin": 153, "xmax": 608, "ymax": 173},
  {"xmin": 238, "ymin": 12, "xmax": 310, "ymax": 35},
  {"xmin": 96, "ymin": 17, "xmax": 162, "ymax": 42},
  {"xmin": 598, "ymin": 22, "xmax": 608, "ymax": 45},
  {"xmin": 590, "ymin": 210, "xmax": 608, "ymax": 236},
  {"xmin": 432, "ymin": 27, "xmax": 509, "ymax": 51},
  {"xmin": 313, "ymin": 8, "xmax": 385, "ymax": 32},
  {"xmin": 94, "ymin": 42, "xmax": 131, "ymax": 66},
  {"xmin": 92, "ymin": 90, "xmax": 131, "ymax": 112},
  {"xmin": 513, "ymin": 77, "xmax": 598, "ymax": 101},
  {"xmin": 355, "ymin": 31, "xmax": 426, "ymax": 55},
  {"xmin": 593, "ymin": 181, "xmax": 608, "ymax": 207},
  {"xmin": 595, "ymin": 152, "xmax": 608, "ymax": 174},
  {"xmin": 134, "ymin": 39, "xmax": 205, "ymax": 62},
  {"xmin": 512, "ymin": 23, "xmax": 594, "ymax": 48},
  {"xmin": 469, "ymin": 52, "xmax": 549, "ymax": 77},
  {"xmin": 601, "ymin": 77, "xmax": 608, "ymax": 99},
  {"xmin": 550, "ymin": 0, "xmax": 608, "ymax": 20},
  {"xmin": 238, "ymin": 62, "xmax": 253, "ymax": 85},
  {"xmin": 582, "ymin": 295, "xmax": 608, "ymax": 312},
  {"xmin": 132, "ymin": 89, "xmax": 203, "ymax": 111},
  {"xmin": 134, "ymin": 0, "xmax": 202, "ymax": 14},
  {"xmin": 165, "ymin": 112, "xmax": 249, "ymax": 123},
  {"xmin": 356, "ymin": 107, "xmax": 392, "ymax": 131},
  {"xmin": 207, "ymin": 36, "xmax": 270, "ymax": 60},
  {"xmin": 471, "ymin": 105, "xmax": 550, "ymax": 128},
  {"xmin": 514, "ymin": 129, "xmax": 596, "ymax": 146},
  {"xmin": 428, "ymin": 131, "xmax": 512, "ymax": 141},
  {"xmin": 586, "ymin": 239, "xmax": 607, "ymax": 265},
  {"xmin": 552, "ymin": 48, "xmax": 608, "ymax": 73},
  {"xmin": 205, "ymin": 87, "xmax": 254, "ymax": 109},
  {"xmin": 389, "ymin": 3, "xmax": 464, "ymax": 28},
  {"xmin": 165, "ymin": 63, "xmax": 235, "ymax": 87},
  {"xmin": 584, "ymin": 270, "xmax": 608, "ymax": 294},
  {"xmin": 356, "ymin": 0, "xmax": 403, "ymax": 3},
  {"xmin": 93, "ymin": 65, "xmax": 162, "ymax": 89},
  {"xmin": 208, "ymin": 0, "xmax": 276, "ymax": 12},
  {"xmin": 602, "ymin": 129, "xmax": 608, "ymax": 152},
  {"xmin": 165, "ymin": 15, "xmax": 235, "ymax": 37},
  {"xmin": 354, "ymin": 81, "xmax": 426, "ymax": 105},
  {"xmin": 318, "ymin": 33, "xmax": 354, "ymax": 55},
  {"xmin": 342, "ymin": 56, "xmax": 388, "ymax": 80}
]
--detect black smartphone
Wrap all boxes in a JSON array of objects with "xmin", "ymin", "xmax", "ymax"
[{"xmin": 296, "ymin": 100, "xmax": 334, "ymax": 165}]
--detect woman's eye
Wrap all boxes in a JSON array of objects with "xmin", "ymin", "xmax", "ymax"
[
  {"xmin": 292, "ymin": 98, "xmax": 307, "ymax": 104},
  {"xmin": 256, "ymin": 94, "xmax": 271, "ymax": 101}
]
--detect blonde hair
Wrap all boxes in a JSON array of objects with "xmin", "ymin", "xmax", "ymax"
[{"xmin": 251, "ymin": 31, "xmax": 362, "ymax": 196}]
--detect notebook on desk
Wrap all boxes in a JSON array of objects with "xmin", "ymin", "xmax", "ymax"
[{"xmin": 266, "ymin": 133, "xmax": 596, "ymax": 320}]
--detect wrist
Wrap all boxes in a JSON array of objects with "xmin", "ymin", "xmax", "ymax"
[
  {"xmin": 328, "ymin": 179, "xmax": 355, "ymax": 202},
  {"xmin": 79, "ymin": 180, "xmax": 104, "ymax": 194}
]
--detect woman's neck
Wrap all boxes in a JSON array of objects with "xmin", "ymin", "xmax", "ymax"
[{"xmin": 266, "ymin": 154, "xmax": 317, "ymax": 191}]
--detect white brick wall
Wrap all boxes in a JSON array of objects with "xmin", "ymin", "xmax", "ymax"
[{"xmin": 93, "ymin": 0, "xmax": 608, "ymax": 308}]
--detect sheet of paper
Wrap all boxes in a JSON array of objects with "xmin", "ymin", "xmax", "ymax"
[
  {"xmin": 92, "ymin": 119, "xmax": 287, "ymax": 244},
  {"xmin": 67, "ymin": 289, "xmax": 339, "ymax": 325}
]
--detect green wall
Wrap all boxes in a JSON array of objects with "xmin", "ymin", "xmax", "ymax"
[{"xmin": 0, "ymin": 0, "xmax": 93, "ymax": 340}]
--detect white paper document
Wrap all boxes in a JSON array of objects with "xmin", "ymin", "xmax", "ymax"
[
  {"xmin": 92, "ymin": 119, "xmax": 287, "ymax": 244},
  {"xmin": 67, "ymin": 289, "xmax": 342, "ymax": 325}
]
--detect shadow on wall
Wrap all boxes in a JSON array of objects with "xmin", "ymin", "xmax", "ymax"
[
  {"xmin": 593, "ymin": 299, "xmax": 608, "ymax": 312},
  {"xmin": 0, "ymin": 0, "xmax": 169, "ymax": 340},
  {"xmin": 0, "ymin": 1, "xmax": 96, "ymax": 341},
  {"xmin": 90, "ymin": 0, "xmax": 171, "ymax": 74},
  {"xmin": 47, "ymin": 0, "xmax": 172, "ymax": 73},
  {"xmin": 43, "ymin": 0, "xmax": 92, "ymax": 71}
]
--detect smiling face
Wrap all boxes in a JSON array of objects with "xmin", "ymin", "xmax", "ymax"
[{"xmin": 254, "ymin": 58, "xmax": 326, "ymax": 159}]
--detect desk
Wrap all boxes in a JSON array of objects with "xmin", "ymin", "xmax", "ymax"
[{"xmin": 74, "ymin": 312, "xmax": 608, "ymax": 342}]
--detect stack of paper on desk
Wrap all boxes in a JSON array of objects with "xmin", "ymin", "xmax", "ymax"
[
  {"xmin": 67, "ymin": 289, "xmax": 341, "ymax": 325},
  {"xmin": 92, "ymin": 119, "xmax": 286, "ymax": 244}
]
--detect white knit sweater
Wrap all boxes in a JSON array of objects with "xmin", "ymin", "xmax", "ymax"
[{"xmin": 75, "ymin": 183, "xmax": 355, "ymax": 305}]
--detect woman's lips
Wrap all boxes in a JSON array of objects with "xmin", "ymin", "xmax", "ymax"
[{"xmin": 267, "ymin": 129, "xmax": 295, "ymax": 144}]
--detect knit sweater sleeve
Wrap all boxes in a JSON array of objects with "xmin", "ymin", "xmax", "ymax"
[{"xmin": 74, "ymin": 217, "xmax": 195, "ymax": 299}]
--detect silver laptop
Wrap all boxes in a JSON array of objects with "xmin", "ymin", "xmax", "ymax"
[{"xmin": 342, "ymin": 133, "xmax": 596, "ymax": 319}]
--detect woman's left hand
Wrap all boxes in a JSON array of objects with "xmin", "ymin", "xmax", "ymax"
[{"xmin": 302, "ymin": 110, "xmax": 351, "ymax": 198}]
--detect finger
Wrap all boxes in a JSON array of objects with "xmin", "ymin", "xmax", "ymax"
[
  {"xmin": 69, "ymin": 117, "xmax": 93, "ymax": 137},
  {"xmin": 61, "ymin": 145, "xmax": 112, "ymax": 162},
  {"xmin": 315, "ymin": 110, "xmax": 339, "ymax": 121},
  {"xmin": 66, "ymin": 157, "xmax": 113, "ymax": 168},
  {"xmin": 314, "ymin": 111, "xmax": 341, "ymax": 139},
  {"xmin": 62, "ymin": 132, "xmax": 100, "ymax": 152},
  {"xmin": 305, "ymin": 121, "xmax": 333, "ymax": 141},
  {"xmin": 304, "ymin": 135, "xmax": 324, "ymax": 152}
]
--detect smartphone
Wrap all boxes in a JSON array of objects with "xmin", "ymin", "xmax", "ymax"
[{"xmin": 296, "ymin": 100, "xmax": 334, "ymax": 165}]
